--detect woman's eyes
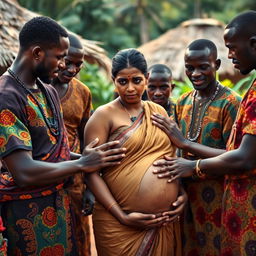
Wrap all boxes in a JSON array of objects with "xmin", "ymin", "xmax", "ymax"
[
  {"xmin": 132, "ymin": 77, "xmax": 143, "ymax": 84},
  {"xmin": 117, "ymin": 79, "xmax": 128, "ymax": 85},
  {"xmin": 117, "ymin": 77, "xmax": 143, "ymax": 85}
]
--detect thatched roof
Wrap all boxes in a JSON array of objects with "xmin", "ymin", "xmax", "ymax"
[
  {"xmin": 0, "ymin": 0, "xmax": 111, "ymax": 75},
  {"xmin": 138, "ymin": 18, "xmax": 243, "ymax": 83}
]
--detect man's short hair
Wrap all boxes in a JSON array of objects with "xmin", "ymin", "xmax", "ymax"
[
  {"xmin": 19, "ymin": 16, "xmax": 68, "ymax": 50},
  {"xmin": 226, "ymin": 10, "xmax": 256, "ymax": 38},
  {"xmin": 148, "ymin": 64, "xmax": 172, "ymax": 77},
  {"xmin": 187, "ymin": 39, "xmax": 217, "ymax": 59},
  {"xmin": 68, "ymin": 33, "xmax": 83, "ymax": 49}
]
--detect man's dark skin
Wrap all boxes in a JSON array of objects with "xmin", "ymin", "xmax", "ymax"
[
  {"xmin": 52, "ymin": 33, "xmax": 87, "ymax": 150},
  {"xmin": 147, "ymin": 65, "xmax": 175, "ymax": 110},
  {"xmin": 151, "ymin": 13, "xmax": 256, "ymax": 180},
  {"xmin": 3, "ymin": 33, "xmax": 126, "ymax": 188}
]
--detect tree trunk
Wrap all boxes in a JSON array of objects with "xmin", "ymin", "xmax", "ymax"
[
  {"xmin": 137, "ymin": 0, "xmax": 149, "ymax": 44},
  {"xmin": 194, "ymin": 0, "xmax": 202, "ymax": 18}
]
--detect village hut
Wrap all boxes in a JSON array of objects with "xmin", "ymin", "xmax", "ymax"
[
  {"xmin": 0, "ymin": 0, "xmax": 111, "ymax": 75},
  {"xmin": 138, "ymin": 18, "xmax": 243, "ymax": 83}
]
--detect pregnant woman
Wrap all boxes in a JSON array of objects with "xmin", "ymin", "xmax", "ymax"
[{"xmin": 84, "ymin": 48, "xmax": 182, "ymax": 256}]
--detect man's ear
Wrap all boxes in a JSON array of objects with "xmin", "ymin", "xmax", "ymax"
[
  {"xmin": 250, "ymin": 36, "xmax": 256, "ymax": 51},
  {"xmin": 215, "ymin": 59, "xmax": 221, "ymax": 71},
  {"xmin": 32, "ymin": 46, "xmax": 44, "ymax": 60}
]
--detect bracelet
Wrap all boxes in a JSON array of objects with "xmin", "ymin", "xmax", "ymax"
[
  {"xmin": 107, "ymin": 202, "xmax": 117, "ymax": 212},
  {"xmin": 195, "ymin": 159, "xmax": 206, "ymax": 178}
]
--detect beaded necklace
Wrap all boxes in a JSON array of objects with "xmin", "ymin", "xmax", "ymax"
[
  {"xmin": 8, "ymin": 68, "xmax": 59, "ymax": 136},
  {"xmin": 187, "ymin": 83, "xmax": 221, "ymax": 142}
]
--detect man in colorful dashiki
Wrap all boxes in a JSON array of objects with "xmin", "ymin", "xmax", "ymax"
[
  {"xmin": 152, "ymin": 39, "xmax": 241, "ymax": 256},
  {"xmin": 52, "ymin": 33, "xmax": 93, "ymax": 256},
  {"xmin": 153, "ymin": 11, "xmax": 256, "ymax": 255},
  {"xmin": 147, "ymin": 64, "xmax": 176, "ymax": 119},
  {"xmin": 0, "ymin": 16, "xmax": 125, "ymax": 255}
]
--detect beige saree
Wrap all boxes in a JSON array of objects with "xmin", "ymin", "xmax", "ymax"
[{"xmin": 93, "ymin": 101, "xmax": 181, "ymax": 256}]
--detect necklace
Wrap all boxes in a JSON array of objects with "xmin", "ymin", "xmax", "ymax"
[
  {"xmin": 187, "ymin": 83, "xmax": 221, "ymax": 142},
  {"xmin": 119, "ymin": 99, "xmax": 141, "ymax": 123},
  {"xmin": 8, "ymin": 68, "xmax": 59, "ymax": 136}
]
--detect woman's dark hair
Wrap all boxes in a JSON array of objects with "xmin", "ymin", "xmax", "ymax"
[{"xmin": 111, "ymin": 48, "xmax": 148, "ymax": 78}]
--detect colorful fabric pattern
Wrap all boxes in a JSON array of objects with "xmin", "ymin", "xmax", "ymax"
[
  {"xmin": 176, "ymin": 85, "xmax": 241, "ymax": 256},
  {"xmin": 166, "ymin": 100, "xmax": 177, "ymax": 120},
  {"xmin": 60, "ymin": 78, "xmax": 92, "ymax": 256},
  {"xmin": 0, "ymin": 217, "xmax": 7, "ymax": 256},
  {"xmin": 221, "ymin": 80, "xmax": 256, "ymax": 256},
  {"xmin": 0, "ymin": 75, "xmax": 77, "ymax": 255},
  {"xmin": 61, "ymin": 78, "xmax": 92, "ymax": 153}
]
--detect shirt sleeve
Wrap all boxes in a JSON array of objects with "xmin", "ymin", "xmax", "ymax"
[
  {"xmin": 241, "ymin": 91, "xmax": 256, "ymax": 136},
  {"xmin": 0, "ymin": 108, "xmax": 32, "ymax": 158},
  {"xmin": 82, "ymin": 88, "xmax": 92, "ymax": 122},
  {"xmin": 222, "ymin": 94, "xmax": 241, "ymax": 143}
]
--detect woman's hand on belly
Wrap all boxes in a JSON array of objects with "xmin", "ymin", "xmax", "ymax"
[
  {"xmin": 162, "ymin": 186, "xmax": 187, "ymax": 222},
  {"xmin": 120, "ymin": 211, "xmax": 170, "ymax": 229}
]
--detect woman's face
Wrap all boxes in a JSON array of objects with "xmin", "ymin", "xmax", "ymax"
[{"xmin": 114, "ymin": 67, "xmax": 148, "ymax": 104}]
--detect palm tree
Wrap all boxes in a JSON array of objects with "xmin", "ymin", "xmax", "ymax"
[{"xmin": 109, "ymin": 0, "xmax": 183, "ymax": 44}]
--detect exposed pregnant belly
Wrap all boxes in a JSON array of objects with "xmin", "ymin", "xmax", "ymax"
[{"xmin": 132, "ymin": 163, "xmax": 179, "ymax": 214}]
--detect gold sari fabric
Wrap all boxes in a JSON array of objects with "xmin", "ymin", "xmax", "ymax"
[{"xmin": 93, "ymin": 101, "xmax": 181, "ymax": 256}]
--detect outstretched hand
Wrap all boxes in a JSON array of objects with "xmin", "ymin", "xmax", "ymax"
[
  {"xmin": 153, "ymin": 156, "xmax": 195, "ymax": 182},
  {"xmin": 81, "ymin": 138, "xmax": 126, "ymax": 172},
  {"xmin": 151, "ymin": 113, "xmax": 188, "ymax": 149}
]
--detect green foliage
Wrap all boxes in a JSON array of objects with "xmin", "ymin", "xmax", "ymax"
[
  {"xmin": 18, "ymin": 0, "xmax": 256, "ymax": 56},
  {"xmin": 172, "ymin": 78, "xmax": 193, "ymax": 100},
  {"xmin": 17, "ymin": 0, "xmax": 256, "ymax": 106},
  {"xmin": 222, "ymin": 72, "xmax": 256, "ymax": 96},
  {"xmin": 79, "ymin": 65, "xmax": 114, "ymax": 109}
]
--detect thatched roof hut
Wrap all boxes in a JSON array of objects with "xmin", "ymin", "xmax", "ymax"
[
  {"xmin": 138, "ymin": 18, "xmax": 243, "ymax": 83},
  {"xmin": 0, "ymin": 0, "xmax": 111, "ymax": 75}
]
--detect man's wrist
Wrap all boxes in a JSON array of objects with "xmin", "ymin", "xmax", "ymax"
[
  {"xmin": 70, "ymin": 152, "xmax": 81, "ymax": 160},
  {"xmin": 182, "ymin": 138, "xmax": 191, "ymax": 151},
  {"xmin": 76, "ymin": 157, "xmax": 88, "ymax": 172},
  {"xmin": 193, "ymin": 159, "xmax": 206, "ymax": 179}
]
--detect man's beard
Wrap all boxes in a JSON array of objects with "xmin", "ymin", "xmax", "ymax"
[{"xmin": 36, "ymin": 62, "xmax": 52, "ymax": 84}]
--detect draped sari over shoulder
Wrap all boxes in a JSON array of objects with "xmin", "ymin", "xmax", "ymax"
[{"xmin": 93, "ymin": 101, "xmax": 181, "ymax": 256}]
